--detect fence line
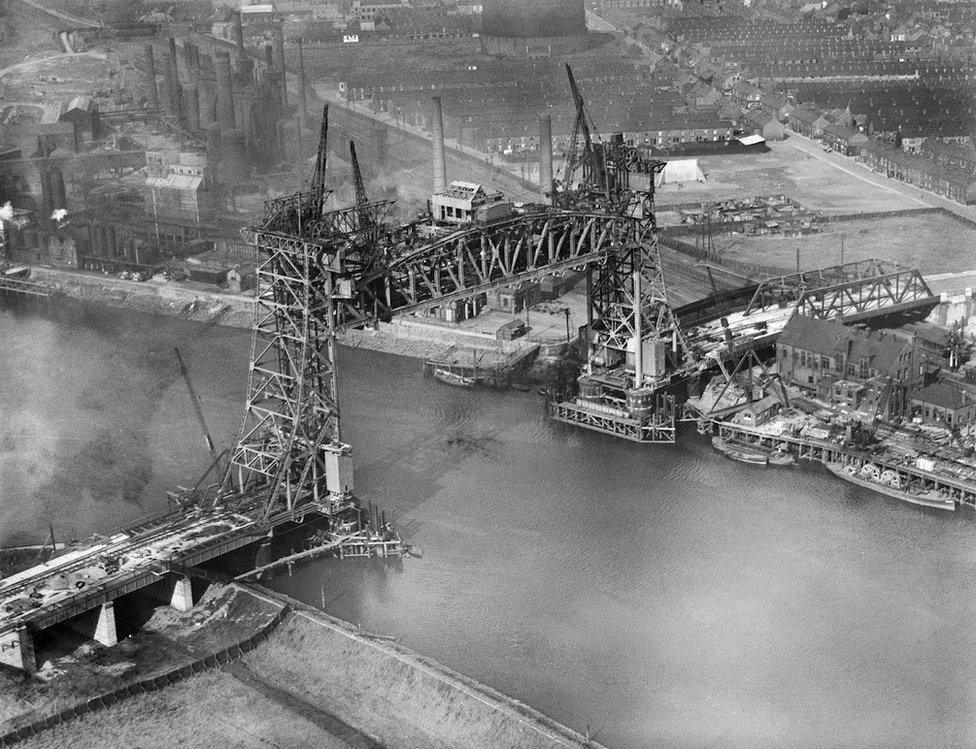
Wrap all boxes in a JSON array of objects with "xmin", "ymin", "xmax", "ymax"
[{"xmin": 0, "ymin": 604, "xmax": 290, "ymax": 746}]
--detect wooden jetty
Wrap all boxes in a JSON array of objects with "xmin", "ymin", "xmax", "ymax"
[{"xmin": 710, "ymin": 419, "xmax": 976, "ymax": 508}]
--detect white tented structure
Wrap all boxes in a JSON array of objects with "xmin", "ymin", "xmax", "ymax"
[{"xmin": 656, "ymin": 158, "xmax": 706, "ymax": 186}]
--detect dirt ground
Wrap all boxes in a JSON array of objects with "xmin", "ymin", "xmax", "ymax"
[
  {"xmin": 656, "ymin": 140, "xmax": 919, "ymax": 215},
  {"xmin": 709, "ymin": 213, "xmax": 976, "ymax": 275},
  {"xmin": 17, "ymin": 668, "xmax": 366, "ymax": 749}
]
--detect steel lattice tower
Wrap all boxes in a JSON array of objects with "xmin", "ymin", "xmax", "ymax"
[{"xmin": 226, "ymin": 210, "xmax": 353, "ymax": 523}]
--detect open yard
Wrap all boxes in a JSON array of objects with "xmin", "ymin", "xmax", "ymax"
[
  {"xmin": 18, "ymin": 668, "xmax": 364, "ymax": 749},
  {"xmin": 707, "ymin": 212, "xmax": 976, "ymax": 275},
  {"xmin": 656, "ymin": 139, "xmax": 923, "ymax": 215}
]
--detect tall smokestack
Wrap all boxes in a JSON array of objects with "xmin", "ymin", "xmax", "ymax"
[
  {"xmin": 297, "ymin": 38, "xmax": 310, "ymax": 128},
  {"xmin": 273, "ymin": 21, "xmax": 287, "ymax": 107},
  {"xmin": 199, "ymin": 81, "xmax": 215, "ymax": 128},
  {"xmin": 143, "ymin": 44, "xmax": 159, "ymax": 112},
  {"xmin": 186, "ymin": 84, "xmax": 200, "ymax": 131},
  {"xmin": 234, "ymin": 11, "xmax": 245, "ymax": 57},
  {"xmin": 431, "ymin": 96, "xmax": 447, "ymax": 193},
  {"xmin": 168, "ymin": 36, "xmax": 179, "ymax": 77},
  {"xmin": 215, "ymin": 52, "xmax": 236, "ymax": 130},
  {"xmin": 160, "ymin": 52, "xmax": 174, "ymax": 116},
  {"xmin": 206, "ymin": 124, "xmax": 222, "ymax": 186},
  {"xmin": 167, "ymin": 37, "xmax": 182, "ymax": 118},
  {"xmin": 539, "ymin": 114, "xmax": 553, "ymax": 201},
  {"xmin": 39, "ymin": 169, "xmax": 54, "ymax": 219},
  {"xmin": 51, "ymin": 167, "xmax": 66, "ymax": 210}
]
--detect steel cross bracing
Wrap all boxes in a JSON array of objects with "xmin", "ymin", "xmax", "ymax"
[
  {"xmin": 586, "ymin": 233, "xmax": 685, "ymax": 378},
  {"xmin": 345, "ymin": 209, "xmax": 644, "ymax": 321},
  {"xmin": 745, "ymin": 259, "xmax": 936, "ymax": 319},
  {"xmin": 223, "ymin": 224, "xmax": 346, "ymax": 524}
]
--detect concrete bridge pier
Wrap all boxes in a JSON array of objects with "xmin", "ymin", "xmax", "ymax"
[
  {"xmin": 170, "ymin": 576, "xmax": 195, "ymax": 612},
  {"xmin": 0, "ymin": 627, "xmax": 36, "ymax": 672},
  {"xmin": 94, "ymin": 602, "xmax": 118, "ymax": 647}
]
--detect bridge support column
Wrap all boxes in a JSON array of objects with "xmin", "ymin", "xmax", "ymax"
[
  {"xmin": 171, "ymin": 575, "xmax": 194, "ymax": 612},
  {"xmin": 0, "ymin": 627, "xmax": 36, "ymax": 672},
  {"xmin": 94, "ymin": 601, "xmax": 118, "ymax": 647}
]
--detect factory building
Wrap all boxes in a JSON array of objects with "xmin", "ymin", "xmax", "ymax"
[{"xmin": 145, "ymin": 150, "xmax": 212, "ymax": 254}]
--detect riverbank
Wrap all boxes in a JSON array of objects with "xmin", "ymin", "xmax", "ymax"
[
  {"xmin": 24, "ymin": 267, "xmax": 516, "ymax": 362},
  {"xmin": 7, "ymin": 583, "xmax": 602, "ymax": 749}
]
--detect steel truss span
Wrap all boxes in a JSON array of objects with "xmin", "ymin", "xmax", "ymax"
[
  {"xmin": 745, "ymin": 259, "xmax": 937, "ymax": 320},
  {"xmin": 345, "ymin": 210, "xmax": 645, "ymax": 322}
]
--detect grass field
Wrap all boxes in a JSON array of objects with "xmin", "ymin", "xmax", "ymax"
[
  {"xmin": 711, "ymin": 212, "xmax": 976, "ymax": 275},
  {"xmin": 656, "ymin": 140, "xmax": 920, "ymax": 215},
  {"xmin": 18, "ymin": 669, "xmax": 361, "ymax": 749}
]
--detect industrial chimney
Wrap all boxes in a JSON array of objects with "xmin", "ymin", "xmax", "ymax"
[
  {"xmin": 160, "ymin": 52, "xmax": 174, "ymax": 117},
  {"xmin": 143, "ymin": 44, "xmax": 159, "ymax": 112},
  {"xmin": 431, "ymin": 96, "xmax": 447, "ymax": 193},
  {"xmin": 539, "ymin": 114, "xmax": 553, "ymax": 201},
  {"xmin": 167, "ymin": 37, "xmax": 182, "ymax": 119},
  {"xmin": 214, "ymin": 52, "xmax": 236, "ymax": 130},
  {"xmin": 273, "ymin": 21, "xmax": 287, "ymax": 107},
  {"xmin": 297, "ymin": 38, "xmax": 310, "ymax": 128},
  {"xmin": 234, "ymin": 11, "xmax": 245, "ymax": 57},
  {"xmin": 186, "ymin": 84, "xmax": 201, "ymax": 131}
]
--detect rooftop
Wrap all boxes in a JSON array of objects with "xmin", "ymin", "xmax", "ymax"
[{"xmin": 913, "ymin": 381, "xmax": 974, "ymax": 410}]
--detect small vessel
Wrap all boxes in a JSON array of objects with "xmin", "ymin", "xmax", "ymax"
[
  {"xmin": 768, "ymin": 450, "xmax": 796, "ymax": 467},
  {"xmin": 433, "ymin": 367, "xmax": 475, "ymax": 388},
  {"xmin": 712, "ymin": 435, "xmax": 768, "ymax": 466},
  {"xmin": 825, "ymin": 462, "xmax": 956, "ymax": 511}
]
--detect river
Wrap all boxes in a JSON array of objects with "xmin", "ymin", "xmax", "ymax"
[{"xmin": 2, "ymin": 302, "xmax": 975, "ymax": 747}]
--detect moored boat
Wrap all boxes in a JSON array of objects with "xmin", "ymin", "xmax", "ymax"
[
  {"xmin": 433, "ymin": 367, "xmax": 475, "ymax": 388},
  {"xmin": 825, "ymin": 461, "xmax": 956, "ymax": 511},
  {"xmin": 712, "ymin": 435, "xmax": 769, "ymax": 466}
]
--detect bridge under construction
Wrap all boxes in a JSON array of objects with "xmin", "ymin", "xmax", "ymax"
[{"xmin": 0, "ymin": 67, "xmax": 941, "ymax": 671}]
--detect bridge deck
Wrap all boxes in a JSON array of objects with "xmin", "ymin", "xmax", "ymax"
[{"xmin": 0, "ymin": 508, "xmax": 278, "ymax": 634}]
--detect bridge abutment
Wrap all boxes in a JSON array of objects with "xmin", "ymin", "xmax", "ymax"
[
  {"xmin": 94, "ymin": 602, "xmax": 118, "ymax": 647},
  {"xmin": 0, "ymin": 627, "xmax": 36, "ymax": 672}
]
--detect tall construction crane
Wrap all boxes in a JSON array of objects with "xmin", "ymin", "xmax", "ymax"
[
  {"xmin": 349, "ymin": 140, "xmax": 371, "ymax": 233},
  {"xmin": 263, "ymin": 104, "xmax": 332, "ymax": 235},
  {"xmin": 556, "ymin": 64, "xmax": 666, "ymax": 231}
]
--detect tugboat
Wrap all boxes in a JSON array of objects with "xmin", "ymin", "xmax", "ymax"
[{"xmin": 825, "ymin": 461, "xmax": 956, "ymax": 511}]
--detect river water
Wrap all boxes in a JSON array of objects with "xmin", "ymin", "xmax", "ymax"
[{"xmin": 3, "ymin": 302, "xmax": 976, "ymax": 747}]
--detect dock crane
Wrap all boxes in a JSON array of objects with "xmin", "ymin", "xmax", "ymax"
[{"xmin": 556, "ymin": 64, "xmax": 666, "ymax": 227}]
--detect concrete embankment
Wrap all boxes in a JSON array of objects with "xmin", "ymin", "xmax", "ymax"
[
  {"xmin": 244, "ymin": 592, "xmax": 603, "ymax": 749},
  {"xmin": 6, "ymin": 584, "xmax": 601, "ymax": 748},
  {"xmin": 24, "ymin": 267, "xmax": 533, "ymax": 362}
]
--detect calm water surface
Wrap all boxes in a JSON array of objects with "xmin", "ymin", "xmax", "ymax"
[{"xmin": 2, "ymin": 303, "xmax": 976, "ymax": 748}]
